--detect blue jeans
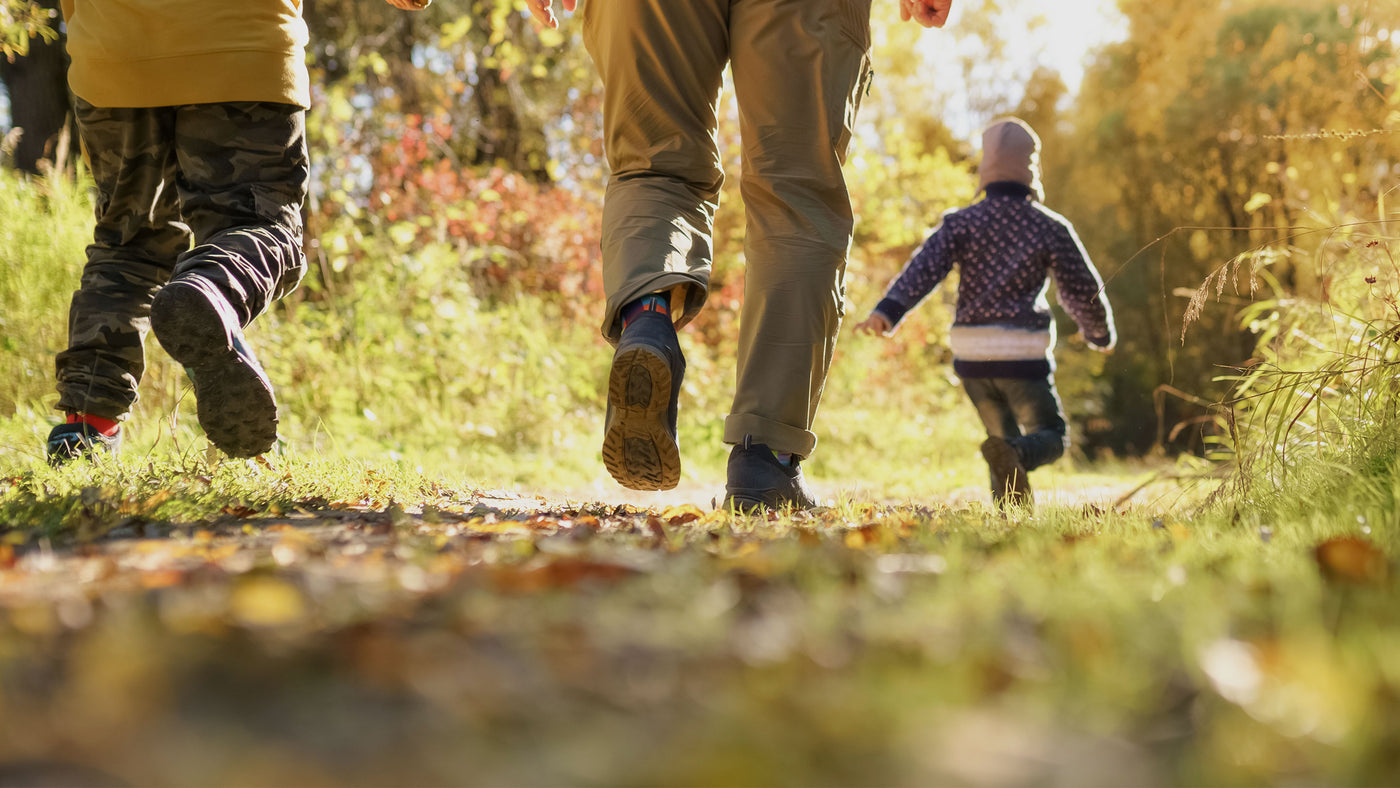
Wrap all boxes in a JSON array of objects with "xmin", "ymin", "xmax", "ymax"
[{"xmin": 962, "ymin": 376, "xmax": 1069, "ymax": 471}]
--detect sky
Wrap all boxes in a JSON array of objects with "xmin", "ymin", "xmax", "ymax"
[
  {"xmin": 908, "ymin": 0, "xmax": 1129, "ymax": 138},
  {"xmin": 1015, "ymin": 0, "xmax": 1129, "ymax": 93}
]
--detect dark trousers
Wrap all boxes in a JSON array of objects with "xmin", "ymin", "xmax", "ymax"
[
  {"xmin": 962, "ymin": 375, "xmax": 1069, "ymax": 472},
  {"xmin": 55, "ymin": 98, "xmax": 308, "ymax": 419}
]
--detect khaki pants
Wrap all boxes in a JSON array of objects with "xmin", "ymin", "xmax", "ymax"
[{"xmin": 584, "ymin": 0, "xmax": 874, "ymax": 457}]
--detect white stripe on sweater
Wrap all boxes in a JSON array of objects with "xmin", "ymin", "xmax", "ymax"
[{"xmin": 948, "ymin": 324, "xmax": 1054, "ymax": 361}]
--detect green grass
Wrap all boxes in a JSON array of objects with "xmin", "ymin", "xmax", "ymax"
[{"xmin": 0, "ymin": 452, "xmax": 1396, "ymax": 785}]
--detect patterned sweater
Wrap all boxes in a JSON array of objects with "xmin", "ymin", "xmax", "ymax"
[{"xmin": 874, "ymin": 182, "xmax": 1115, "ymax": 378}]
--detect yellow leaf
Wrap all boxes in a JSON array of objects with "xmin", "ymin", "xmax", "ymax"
[
  {"xmin": 231, "ymin": 577, "xmax": 306, "ymax": 627},
  {"xmin": 1243, "ymin": 192, "xmax": 1272, "ymax": 213}
]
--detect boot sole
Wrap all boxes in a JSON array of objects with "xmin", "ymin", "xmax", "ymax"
[
  {"xmin": 602, "ymin": 344, "xmax": 680, "ymax": 491},
  {"xmin": 152, "ymin": 283, "xmax": 278, "ymax": 458}
]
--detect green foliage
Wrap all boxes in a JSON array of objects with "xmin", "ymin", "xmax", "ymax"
[
  {"xmin": 0, "ymin": 0, "xmax": 55, "ymax": 61},
  {"xmin": 1046, "ymin": 0, "xmax": 1399, "ymax": 452},
  {"xmin": 0, "ymin": 170, "xmax": 95, "ymax": 418},
  {"xmin": 1206, "ymin": 216, "xmax": 1400, "ymax": 518}
]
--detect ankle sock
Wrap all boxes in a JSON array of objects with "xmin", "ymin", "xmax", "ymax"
[
  {"xmin": 775, "ymin": 452, "xmax": 793, "ymax": 467},
  {"xmin": 621, "ymin": 294, "xmax": 670, "ymax": 329},
  {"xmin": 67, "ymin": 412, "xmax": 120, "ymax": 436}
]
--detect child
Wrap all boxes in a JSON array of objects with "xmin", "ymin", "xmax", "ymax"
[
  {"xmin": 854, "ymin": 117, "xmax": 1115, "ymax": 507},
  {"xmin": 46, "ymin": 0, "xmax": 422, "ymax": 463}
]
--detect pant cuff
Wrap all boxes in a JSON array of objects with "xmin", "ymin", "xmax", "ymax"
[
  {"xmin": 724, "ymin": 413, "xmax": 817, "ymax": 458},
  {"xmin": 602, "ymin": 273, "xmax": 709, "ymax": 344}
]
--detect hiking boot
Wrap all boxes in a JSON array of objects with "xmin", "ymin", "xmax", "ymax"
[
  {"xmin": 602, "ymin": 308, "xmax": 684, "ymax": 490},
  {"xmin": 151, "ymin": 276, "xmax": 278, "ymax": 458},
  {"xmin": 980, "ymin": 436, "xmax": 1032, "ymax": 508},
  {"xmin": 46, "ymin": 422, "xmax": 121, "ymax": 465},
  {"xmin": 723, "ymin": 436, "xmax": 818, "ymax": 513}
]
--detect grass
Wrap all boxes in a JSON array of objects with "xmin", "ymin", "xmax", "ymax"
[{"xmin": 0, "ymin": 450, "xmax": 1396, "ymax": 785}]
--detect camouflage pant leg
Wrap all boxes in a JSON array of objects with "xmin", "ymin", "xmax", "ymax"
[
  {"xmin": 55, "ymin": 100, "xmax": 309, "ymax": 420},
  {"xmin": 170, "ymin": 102, "xmax": 309, "ymax": 326},
  {"xmin": 55, "ymin": 100, "xmax": 190, "ymax": 419}
]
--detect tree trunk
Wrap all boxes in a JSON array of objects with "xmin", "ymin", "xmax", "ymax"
[{"xmin": 0, "ymin": 0, "xmax": 72, "ymax": 175}]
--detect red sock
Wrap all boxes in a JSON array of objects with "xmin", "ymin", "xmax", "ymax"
[{"xmin": 67, "ymin": 412, "xmax": 120, "ymax": 436}]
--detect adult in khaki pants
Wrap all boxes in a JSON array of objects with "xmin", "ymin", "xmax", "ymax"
[{"xmin": 530, "ymin": 0, "xmax": 953, "ymax": 510}]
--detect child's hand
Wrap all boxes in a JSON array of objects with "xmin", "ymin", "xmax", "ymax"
[
  {"xmin": 900, "ymin": 0, "xmax": 952, "ymax": 28},
  {"xmin": 525, "ymin": 0, "xmax": 577, "ymax": 29},
  {"xmin": 382, "ymin": 0, "xmax": 430, "ymax": 9},
  {"xmin": 853, "ymin": 313, "xmax": 894, "ymax": 337}
]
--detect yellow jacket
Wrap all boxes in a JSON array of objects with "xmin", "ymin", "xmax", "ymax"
[{"xmin": 61, "ymin": 0, "xmax": 310, "ymax": 109}]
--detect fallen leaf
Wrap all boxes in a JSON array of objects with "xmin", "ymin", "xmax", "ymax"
[
  {"xmin": 141, "ymin": 569, "xmax": 188, "ymax": 589},
  {"xmin": 490, "ymin": 558, "xmax": 637, "ymax": 593},
  {"xmin": 646, "ymin": 516, "xmax": 666, "ymax": 539},
  {"xmin": 1314, "ymin": 536, "xmax": 1389, "ymax": 585},
  {"xmin": 230, "ymin": 576, "xmax": 307, "ymax": 627},
  {"xmin": 662, "ymin": 504, "xmax": 704, "ymax": 526}
]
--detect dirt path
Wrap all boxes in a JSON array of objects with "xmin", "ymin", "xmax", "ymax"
[{"xmin": 0, "ymin": 465, "xmax": 1193, "ymax": 608}]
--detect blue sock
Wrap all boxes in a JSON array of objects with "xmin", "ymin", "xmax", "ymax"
[
  {"xmin": 775, "ymin": 452, "xmax": 793, "ymax": 466},
  {"xmin": 622, "ymin": 294, "xmax": 670, "ymax": 329}
]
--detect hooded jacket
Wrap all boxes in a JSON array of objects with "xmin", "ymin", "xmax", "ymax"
[
  {"xmin": 61, "ymin": 0, "xmax": 310, "ymax": 109},
  {"xmin": 873, "ymin": 118, "xmax": 1115, "ymax": 379}
]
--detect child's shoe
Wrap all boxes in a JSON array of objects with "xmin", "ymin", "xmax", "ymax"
[
  {"xmin": 46, "ymin": 422, "xmax": 121, "ymax": 465},
  {"xmin": 980, "ymin": 436, "xmax": 1032, "ymax": 508},
  {"xmin": 602, "ymin": 298, "xmax": 685, "ymax": 490},
  {"xmin": 723, "ymin": 436, "xmax": 818, "ymax": 513},
  {"xmin": 151, "ymin": 275, "xmax": 277, "ymax": 458}
]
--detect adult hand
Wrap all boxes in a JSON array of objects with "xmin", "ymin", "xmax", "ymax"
[
  {"xmin": 382, "ymin": 0, "xmax": 430, "ymax": 9},
  {"xmin": 853, "ymin": 313, "xmax": 894, "ymax": 337},
  {"xmin": 525, "ymin": 0, "xmax": 577, "ymax": 29},
  {"xmin": 900, "ymin": 0, "xmax": 952, "ymax": 28}
]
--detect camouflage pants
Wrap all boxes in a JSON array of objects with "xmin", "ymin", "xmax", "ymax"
[{"xmin": 55, "ymin": 99, "xmax": 309, "ymax": 420}]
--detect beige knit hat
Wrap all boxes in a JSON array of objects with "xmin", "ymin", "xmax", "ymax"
[{"xmin": 978, "ymin": 117, "xmax": 1044, "ymax": 201}]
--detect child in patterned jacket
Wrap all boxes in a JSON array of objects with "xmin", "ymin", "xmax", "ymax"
[{"xmin": 854, "ymin": 117, "xmax": 1115, "ymax": 508}]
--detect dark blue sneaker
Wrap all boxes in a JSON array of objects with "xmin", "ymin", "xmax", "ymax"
[
  {"xmin": 151, "ymin": 276, "xmax": 278, "ymax": 458},
  {"xmin": 723, "ymin": 436, "xmax": 818, "ymax": 513},
  {"xmin": 602, "ymin": 308, "xmax": 684, "ymax": 490},
  {"xmin": 46, "ymin": 422, "xmax": 121, "ymax": 465}
]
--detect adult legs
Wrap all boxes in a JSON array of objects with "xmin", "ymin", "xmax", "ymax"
[
  {"xmin": 582, "ymin": 0, "xmax": 730, "ymax": 340},
  {"xmin": 726, "ymin": 0, "xmax": 873, "ymax": 458},
  {"xmin": 584, "ymin": 0, "xmax": 730, "ymax": 489}
]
